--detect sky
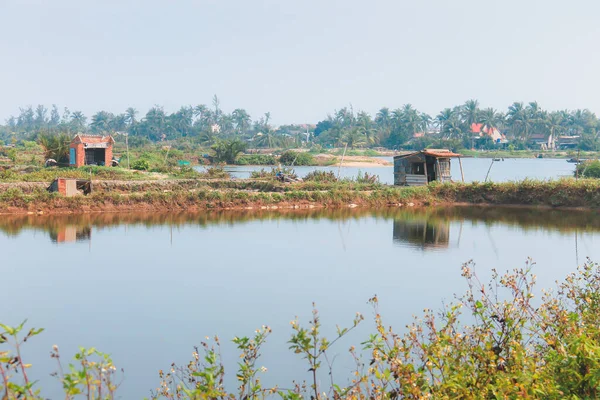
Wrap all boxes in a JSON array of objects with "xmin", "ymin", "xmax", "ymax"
[{"xmin": 1, "ymin": 0, "xmax": 599, "ymax": 124}]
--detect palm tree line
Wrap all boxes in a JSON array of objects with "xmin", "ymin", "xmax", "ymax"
[
  {"xmin": 2, "ymin": 98, "xmax": 599, "ymax": 150},
  {"xmin": 315, "ymin": 100, "xmax": 600, "ymax": 150}
]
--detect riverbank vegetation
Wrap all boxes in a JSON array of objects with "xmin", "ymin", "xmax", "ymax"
[
  {"xmin": 3, "ymin": 98, "xmax": 600, "ymax": 162},
  {"xmin": 1, "ymin": 179, "xmax": 600, "ymax": 214},
  {"xmin": 5, "ymin": 258, "xmax": 600, "ymax": 398}
]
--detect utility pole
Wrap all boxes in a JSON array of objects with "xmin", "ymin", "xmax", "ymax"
[{"xmin": 125, "ymin": 132, "xmax": 130, "ymax": 169}]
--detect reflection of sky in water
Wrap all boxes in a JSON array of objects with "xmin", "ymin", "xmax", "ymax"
[{"xmin": 0, "ymin": 209, "xmax": 598, "ymax": 398}]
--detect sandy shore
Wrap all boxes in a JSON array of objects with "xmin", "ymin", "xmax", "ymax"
[{"xmin": 313, "ymin": 154, "xmax": 393, "ymax": 167}]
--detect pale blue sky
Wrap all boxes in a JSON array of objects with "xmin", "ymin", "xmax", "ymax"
[{"xmin": 1, "ymin": 0, "xmax": 599, "ymax": 124}]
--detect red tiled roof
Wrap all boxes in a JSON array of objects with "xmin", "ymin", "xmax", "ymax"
[
  {"xmin": 422, "ymin": 149, "xmax": 462, "ymax": 158},
  {"xmin": 471, "ymin": 123, "xmax": 483, "ymax": 133},
  {"xmin": 394, "ymin": 149, "xmax": 461, "ymax": 159},
  {"xmin": 72, "ymin": 134, "xmax": 114, "ymax": 144}
]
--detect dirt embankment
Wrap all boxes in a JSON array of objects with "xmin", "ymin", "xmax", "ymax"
[{"xmin": 1, "ymin": 179, "xmax": 600, "ymax": 215}]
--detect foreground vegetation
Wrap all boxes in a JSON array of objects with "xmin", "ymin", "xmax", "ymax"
[{"xmin": 5, "ymin": 259, "xmax": 600, "ymax": 398}]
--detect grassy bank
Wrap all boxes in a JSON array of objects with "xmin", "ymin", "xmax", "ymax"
[
  {"xmin": 1, "ymin": 179, "xmax": 600, "ymax": 214},
  {"xmin": 5, "ymin": 259, "xmax": 600, "ymax": 398}
]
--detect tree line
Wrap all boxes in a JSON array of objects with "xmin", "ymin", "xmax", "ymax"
[{"xmin": 2, "ymin": 98, "xmax": 599, "ymax": 150}]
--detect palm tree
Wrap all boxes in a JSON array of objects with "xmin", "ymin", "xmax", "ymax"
[
  {"xmin": 90, "ymin": 111, "xmax": 113, "ymax": 133},
  {"xmin": 342, "ymin": 127, "xmax": 367, "ymax": 149},
  {"xmin": 442, "ymin": 118, "xmax": 465, "ymax": 141},
  {"xmin": 356, "ymin": 111, "xmax": 377, "ymax": 146},
  {"xmin": 231, "ymin": 108, "xmax": 251, "ymax": 136},
  {"xmin": 506, "ymin": 102, "xmax": 530, "ymax": 140},
  {"xmin": 480, "ymin": 108, "xmax": 502, "ymax": 131},
  {"xmin": 125, "ymin": 107, "xmax": 138, "ymax": 127},
  {"xmin": 375, "ymin": 107, "xmax": 391, "ymax": 130},
  {"xmin": 169, "ymin": 106, "xmax": 194, "ymax": 137},
  {"xmin": 70, "ymin": 111, "xmax": 87, "ymax": 132},
  {"xmin": 401, "ymin": 104, "xmax": 423, "ymax": 137},
  {"xmin": 253, "ymin": 128, "xmax": 280, "ymax": 148},
  {"xmin": 38, "ymin": 132, "xmax": 71, "ymax": 163},
  {"xmin": 436, "ymin": 108, "xmax": 455, "ymax": 136},
  {"xmin": 545, "ymin": 112, "xmax": 563, "ymax": 150},
  {"xmin": 461, "ymin": 99, "xmax": 480, "ymax": 127}
]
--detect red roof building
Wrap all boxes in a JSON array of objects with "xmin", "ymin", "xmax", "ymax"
[{"xmin": 69, "ymin": 135, "xmax": 114, "ymax": 168}]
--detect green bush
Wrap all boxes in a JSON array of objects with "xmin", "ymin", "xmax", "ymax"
[
  {"xmin": 235, "ymin": 154, "xmax": 277, "ymax": 165},
  {"xmin": 197, "ymin": 166, "xmax": 230, "ymax": 179},
  {"xmin": 250, "ymin": 167, "xmax": 297, "ymax": 180},
  {"xmin": 355, "ymin": 170, "xmax": 380, "ymax": 184},
  {"xmin": 279, "ymin": 150, "xmax": 315, "ymax": 166},
  {"xmin": 211, "ymin": 139, "xmax": 246, "ymax": 164},
  {"xmin": 576, "ymin": 160, "xmax": 600, "ymax": 178},
  {"xmin": 303, "ymin": 170, "xmax": 338, "ymax": 183},
  {"xmin": 132, "ymin": 159, "xmax": 150, "ymax": 171}
]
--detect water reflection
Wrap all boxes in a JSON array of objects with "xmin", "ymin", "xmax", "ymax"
[
  {"xmin": 1, "ymin": 206, "xmax": 600, "ymax": 243},
  {"xmin": 49, "ymin": 225, "xmax": 92, "ymax": 243},
  {"xmin": 393, "ymin": 216, "xmax": 450, "ymax": 250},
  {"xmin": 1, "ymin": 205, "xmax": 599, "ymax": 399}
]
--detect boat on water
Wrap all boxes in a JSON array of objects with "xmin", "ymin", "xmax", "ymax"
[{"xmin": 567, "ymin": 158, "xmax": 586, "ymax": 164}]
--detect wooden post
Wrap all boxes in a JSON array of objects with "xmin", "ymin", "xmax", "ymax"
[
  {"xmin": 485, "ymin": 159, "xmax": 495, "ymax": 182},
  {"xmin": 423, "ymin": 158, "xmax": 429, "ymax": 185},
  {"xmin": 125, "ymin": 133, "xmax": 130, "ymax": 169},
  {"xmin": 458, "ymin": 157, "xmax": 465, "ymax": 182}
]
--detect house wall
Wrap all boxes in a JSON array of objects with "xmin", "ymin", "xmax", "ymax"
[
  {"xmin": 104, "ymin": 145, "xmax": 113, "ymax": 166},
  {"xmin": 57, "ymin": 178, "xmax": 67, "ymax": 195},
  {"xmin": 69, "ymin": 143, "xmax": 85, "ymax": 167}
]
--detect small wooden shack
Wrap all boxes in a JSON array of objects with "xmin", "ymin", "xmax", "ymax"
[
  {"xmin": 69, "ymin": 134, "xmax": 114, "ymax": 167},
  {"xmin": 393, "ymin": 149, "xmax": 462, "ymax": 186}
]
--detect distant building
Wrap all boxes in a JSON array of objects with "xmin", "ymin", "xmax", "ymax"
[
  {"xmin": 470, "ymin": 123, "xmax": 507, "ymax": 144},
  {"xmin": 69, "ymin": 134, "xmax": 114, "ymax": 167}
]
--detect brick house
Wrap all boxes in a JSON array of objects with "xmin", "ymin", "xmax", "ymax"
[{"xmin": 69, "ymin": 134, "xmax": 115, "ymax": 167}]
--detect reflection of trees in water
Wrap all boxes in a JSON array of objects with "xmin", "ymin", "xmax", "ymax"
[
  {"xmin": 0, "ymin": 206, "xmax": 599, "ymax": 240},
  {"xmin": 393, "ymin": 217, "xmax": 450, "ymax": 250}
]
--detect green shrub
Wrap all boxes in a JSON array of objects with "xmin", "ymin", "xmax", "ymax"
[
  {"xmin": 235, "ymin": 154, "xmax": 277, "ymax": 165},
  {"xmin": 132, "ymin": 159, "xmax": 150, "ymax": 171},
  {"xmin": 279, "ymin": 150, "xmax": 315, "ymax": 166},
  {"xmin": 303, "ymin": 170, "xmax": 338, "ymax": 183},
  {"xmin": 37, "ymin": 133, "xmax": 71, "ymax": 163},
  {"xmin": 7, "ymin": 148, "xmax": 17, "ymax": 163},
  {"xmin": 355, "ymin": 170, "xmax": 380, "ymax": 184},
  {"xmin": 211, "ymin": 139, "xmax": 246, "ymax": 164},
  {"xmin": 576, "ymin": 160, "xmax": 600, "ymax": 178},
  {"xmin": 250, "ymin": 167, "xmax": 296, "ymax": 180},
  {"xmin": 197, "ymin": 166, "xmax": 230, "ymax": 179}
]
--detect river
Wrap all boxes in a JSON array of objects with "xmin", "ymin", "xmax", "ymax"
[
  {"xmin": 1, "ymin": 207, "xmax": 599, "ymax": 398},
  {"xmin": 198, "ymin": 157, "xmax": 577, "ymax": 184}
]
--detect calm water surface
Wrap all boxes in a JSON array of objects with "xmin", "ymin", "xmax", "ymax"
[
  {"xmin": 200, "ymin": 157, "xmax": 576, "ymax": 183},
  {"xmin": 1, "ymin": 207, "xmax": 599, "ymax": 397}
]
